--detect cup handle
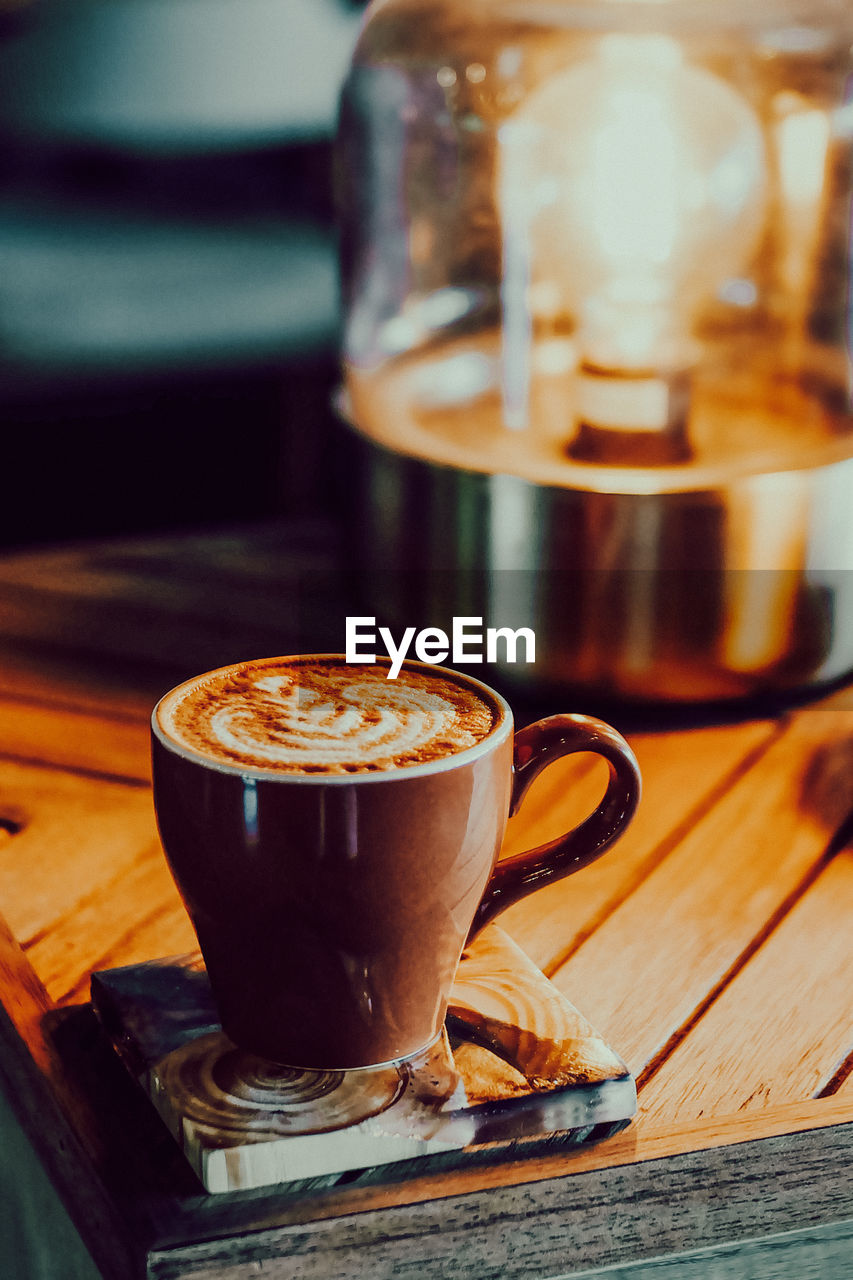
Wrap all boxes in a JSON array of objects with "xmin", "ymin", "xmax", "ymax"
[{"xmin": 468, "ymin": 714, "xmax": 641, "ymax": 939}]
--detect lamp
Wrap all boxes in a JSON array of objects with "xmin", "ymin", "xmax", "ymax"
[
  {"xmin": 338, "ymin": 0, "xmax": 853, "ymax": 703},
  {"xmin": 498, "ymin": 33, "xmax": 768, "ymax": 460}
]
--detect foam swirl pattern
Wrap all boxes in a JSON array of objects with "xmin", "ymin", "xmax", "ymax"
[{"xmin": 158, "ymin": 657, "xmax": 498, "ymax": 774}]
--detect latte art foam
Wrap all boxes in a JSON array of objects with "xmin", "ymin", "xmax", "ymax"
[{"xmin": 157, "ymin": 658, "xmax": 499, "ymax": 774}]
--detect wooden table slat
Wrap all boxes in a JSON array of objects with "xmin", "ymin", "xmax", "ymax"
[
  {"xmin": 0, "ymin": 760, "xmax": 159, "ymax": 948},
  {"xmin": 549, "ymin": 708, "xmax": 853, "ymax": 1081},
  {"xmin": 637, "ymin": 846, "xmax": 853, "ymax": 1124},
  {"xmin": 0, "ymin": 696, "xmax": 152, "ymax": 783},
  {"xmin": 145, "ymin": 1110, "xmax": 853, "ymax": 1280},
  {"xmin": 31, "ymin": 854, "xmax": 195, "ymax": 1007},
  {"xmin": 499, "ymin": 719, "xmax": 779, "ymax": 974}
]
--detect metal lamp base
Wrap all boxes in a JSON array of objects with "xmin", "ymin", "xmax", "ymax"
[{"xmin": 342, "ymin": 414, "xmax": 853, "ymax": 705}]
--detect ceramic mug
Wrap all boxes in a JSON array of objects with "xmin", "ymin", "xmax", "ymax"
[{"xmin": 151, "ymin": 656, "xmax": 641, "ymax": 1068}]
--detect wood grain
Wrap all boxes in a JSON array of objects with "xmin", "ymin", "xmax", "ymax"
[
  {"xmin": 0, "ymin": 757, "xmax": 194, "ymax": 1005},
  {"xmin": 638, "ymin": 847, "xmax": 853, "ymax": 1124},
  {"xmin": 499, "ymin": 718, "xmax": 778, "ymax": 972},
  {"xmin": 546, "ymin": 1218, "xmax": 853, "ymax": 1280},
  {"xmin": 34, "ymin": 857, "xmax": 195, "ymax": 1008},
  {"xmin": 449, "ymin": 927, "xmax": 627, "ymax": 1087},
  {"xmin": 133, "ymin": 1094, "xmax": 853, "ymax": 1256},
  {"xmin": 0, "ymin": 694, "xmax": 151, "ymax": 782},
  {"xmin": 99, "ymin": 933, "xmax": 634, "ymax": 1195},
  {"xmin": 145, "ymin": 1113, "xmax": 853, "ymax": 1279},
  {"xmin": 547, "ymin": 707, "xmax": 853, "ymax": 1079},
  {"xmin": 0, "ymin": 759, "xmax": 160, "ymax": 944}
]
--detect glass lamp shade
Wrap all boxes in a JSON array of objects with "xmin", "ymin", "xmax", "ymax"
[
  {"xmin": 336, "ymin": 0, "xmax": 853, "ymax": 703},
  {"xmin": 338, "ymin": 0, "xmax": 853, "ymax": 475}
]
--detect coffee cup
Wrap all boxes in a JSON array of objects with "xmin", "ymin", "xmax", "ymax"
[{"xmin": 151, "ymin": 655, "xmax": 640, "ymax": 1069}]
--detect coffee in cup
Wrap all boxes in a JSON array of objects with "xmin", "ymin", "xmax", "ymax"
[
  {"xmin": 152, "ymin": 655, "xmax": 640, "ymax": 1069},
  {"xmin": 157, "ymin": 655, "xmax": 499, "ymax": 774}
]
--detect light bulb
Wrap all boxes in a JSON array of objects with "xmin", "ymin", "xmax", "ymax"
[{"xmin": 498, "ymin": 35, "xmax": 768, "ymax": 455}]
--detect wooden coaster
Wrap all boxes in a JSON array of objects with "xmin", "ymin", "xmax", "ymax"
[{"xmin": 91, "ymin": 925, "xmax": 635, "ymax": 1193}]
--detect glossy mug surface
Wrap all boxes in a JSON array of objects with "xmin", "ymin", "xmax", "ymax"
[{"xmin": 151, "ymin": 655, "xmax": 641, "ymax": 1069}]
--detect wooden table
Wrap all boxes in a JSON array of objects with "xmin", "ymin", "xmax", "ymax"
[{"xmin": 0, "ymin": 520, "xmax": 851, "ymax": 1279}]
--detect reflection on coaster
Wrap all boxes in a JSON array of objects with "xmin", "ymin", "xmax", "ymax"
[{"xmin": 91, "ymin": 925, "xmax": 636, "ymax": 1193}]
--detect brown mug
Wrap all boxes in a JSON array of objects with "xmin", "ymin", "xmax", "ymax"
[{"xmin": 151, "ymin": 656, "xmax": 640, "ymax": 1069}]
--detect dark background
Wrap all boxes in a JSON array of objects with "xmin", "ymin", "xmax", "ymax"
[{"xmin": 0, "ymin": 0, "xmax": 368, "ymax": 547}]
